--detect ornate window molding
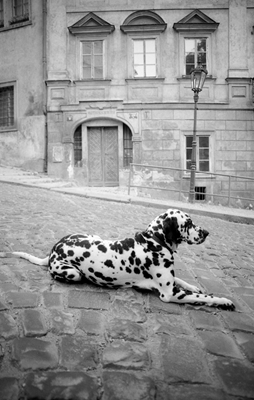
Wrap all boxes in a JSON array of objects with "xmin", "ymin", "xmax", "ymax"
[
  {"xmin": 68, "ymin": 12, "xmax": 115, "ymax": 36},
  {"xmin": 120, "ymin": 10, "xmax": 167, "ymax": 34},
  {"xmin": 173, "ymin": 9, "xmax": 219, "ymax": 33}
]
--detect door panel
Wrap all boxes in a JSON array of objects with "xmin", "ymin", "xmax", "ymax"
[{"xmin": 88, "ymin": 127, "xmax": 118, "ymax": 186}]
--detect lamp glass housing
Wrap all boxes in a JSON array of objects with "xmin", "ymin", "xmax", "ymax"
[{"xmin": 190, "ymin": 63, "xmax": 208, "ymax": 92}]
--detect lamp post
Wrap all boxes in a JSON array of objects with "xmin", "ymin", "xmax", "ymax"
[{"xmin": 189, "ymin": 63, "xmax": 208, "ymax": 203}]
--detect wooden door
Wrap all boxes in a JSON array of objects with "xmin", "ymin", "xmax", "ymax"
[{"xmin": 88, "ymin": 127, "xmax": 118, "ymax": 186}]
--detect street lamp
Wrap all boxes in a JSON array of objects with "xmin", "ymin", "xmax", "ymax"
[{"xmin": 189, "ymin": 63, "xmax": 208, "ymax": 203}]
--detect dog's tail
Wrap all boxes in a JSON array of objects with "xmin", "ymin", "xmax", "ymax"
[{"xmin": 0, "ymin": 252, "xmax": 49, "ymax": 266}]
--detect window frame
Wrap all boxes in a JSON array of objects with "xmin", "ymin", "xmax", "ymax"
[
  {"xmin": 0, "ymin": 81, "xmax": 17, "ymax": 131},
  {"xmin": 79, "ymin": 37, "xmax": 106, "ymax": 80},
  {"xmin": 81, "ymin": 39, "xmax": 105, "ymax": 80},
  {"xmin": 181, "ymin": 131, "xmax": 214, "ymax": 177},
  {"xmin": 0, "ymin": 0, "xmax": 4, "ymax": 27},
  {"xmin": 133, "ymin": 38, "xmax": 157, "ymax": 78},
  {"xmin": 11, "ymin": 0, "xmax": 30, "ymax": 25},
  {"xmin": 180, "ymin": 32, "xmax": 211, "ymax": 77}
]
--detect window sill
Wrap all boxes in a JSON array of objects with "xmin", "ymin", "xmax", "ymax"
[
  {"xmin": 0, "ymin": 127, "xmax": 17, "ymax": 133},
  {"xmin": 74, "ymin": 79, "xmax": 111, "ymax": 86},
  {"xmin": 183, "ymin": 173, "xmax": 216, "ymax": 179},
  {"xmin": 0, "ymin": 20, "xmax": 32, "ymax": 32},
  {"xmin": 177, "ymin": 75, "xmax": 215, "ymax": 81},
  {"xmin": 126, "ymin": 77, "xmax": 165, "ymax": 82}
]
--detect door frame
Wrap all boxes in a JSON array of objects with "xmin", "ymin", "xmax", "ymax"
[{"xmin": 82, "ymin": 118, "xmax": 124, "ymax": 186}]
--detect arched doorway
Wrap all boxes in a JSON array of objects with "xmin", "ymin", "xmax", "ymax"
[{"xmin": 73, "ymin": 120, "xmax": 133, "ymax": 186}]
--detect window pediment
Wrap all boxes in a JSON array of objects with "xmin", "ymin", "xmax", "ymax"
[
  {"xmin": 120, "ymin": 10, "xmax": 167, "ymax": 34},
  {"xmin": 68, "ymin": 12, "xmax": 115, "ymax": 35},
  {"xmin": 173, "ymin": 9, "xmax": 219, "ymax": 32}
]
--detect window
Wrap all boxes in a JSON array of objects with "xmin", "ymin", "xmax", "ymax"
[
  {"xmin": 74, "ymin": 126, "xmax": 82, "ymax": 166},
  {"xmin": 0, "ymin": 0, "xmax": 3, "ymax": 27},
  {"xmin": 185, "ymin": 38, "xmax": 207, "ymax": 75},
  {"xmin": 173, "ymin": 10, "xmax": 219, "ymax": 78},
  {"xmin": 0, "ymin": 86, "xmax": 14, "ymax": 128},
  {"xmin": 133, "ymin": 39, "xmax": 156, "ymax": 78},
  {"xmin": 186, "ymin": 136, "xmax": 210, "ymax": 172},
  {"xmin": 12, "ymin": 0, "xmax": 29, "ymax": 23},
  {"xmin": 123, "ymin": 125, "xmax": 133, "ymax": 167},
  {"xmin": 82, "ymin": 41, "xmax": 103, "ymax": 79}
]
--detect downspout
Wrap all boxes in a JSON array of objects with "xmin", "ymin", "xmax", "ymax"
[{"xmin": 43, "ymin": 0, "xmax": 48, "ymax": 173}]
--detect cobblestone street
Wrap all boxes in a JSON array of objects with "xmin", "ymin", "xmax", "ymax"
[{"xmin": 1, "ymin": 182, "xmax": 254, "ymax": 399}]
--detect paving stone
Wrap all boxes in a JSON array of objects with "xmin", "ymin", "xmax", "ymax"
[
  {"xmin": 241, "ymin": 295, "xmax": 254, "ymax": 311},
  {"xmin": 78, "ymin": 310, "xmax": 105, "ymax": 335},
  {"xmin": 221, "ymin": 311, "xmax": 254, "ymax": 333},
  {"xmin": 0, "ymin": 312, "xmax": 18, "ymax": 339},
  {"xmin": 110, "ymin": 298, "xmax": 147, "ymax": 322},
  {"xmin": 42, "ymin": 291, "xmax": 63, "ymax": 307},
  {"xmin": 12, "ymin": 337, "xmax": 58, "ymax": 370},
  {"xmin": 5, "ymin": 291, "xmax": 40, "ymax": 308},
  {"xmin": 198, "ymin": 330, "xmax": 243, "ymax": 359},
  {"xmin": 147, "ymin": 294, "xmax": 182, "ymax": 315},
  {"xmin": 103, "ymin": 340, "xmax": 150, "ymax": 370},
  {"xmin": 214, "ymin": 358, "xmax": 254, "ymax": 398},
  {"xmin": 59, "ymin": 336, "xmax": 99, "ymax": 369},
  {"xmin": 198, "ymin": 278, "xmax": 231, "ymax": 295},
  {"xmin": 149, "ymin": 313, "xmax": 193, "ymax": 336},
  {"xmin": 189, "ymin": 310, "xmax": 225, "ymax": 331},
  {"xmin": 106, "ymin": 318, "xmax": 147, "ymax": 342},
  {"xmin": 0, "ymin": 283, "xmax": 19, "ymax": 294},
  {"xmin": 102, "ymin": 371, "xmax": 156, "ymax": 400},
  {"xmin": 68, "ymin": 290, "xmax": 110, "ymax": 309},
  {"xmin": 21, "ymin": 309, "xmax": 47, "ymax": 337},
  {"xmin": 0, "ymin": 377, "xmax": 20, "ymax": 400},
  {"xmin": 162, "ymin": 384, "xmax": 228, "ymax": 400},
  {"xmin": 50, "ymin": 309, "xmax": 76, "ymax": 334},
  {"xmin": 160, "ymin": 335, "xmax": 211, "ymax": 384},
  {"xmin": 234, "ymin": 331, "xmax": 254, "ymax": 362},
  {"xmin": 0, "ymin": 297, "xmax": 9, "ymax": 311},
  {"xmin": 24, "ymin": 371, "xmax": 98, "ymax": 400}
]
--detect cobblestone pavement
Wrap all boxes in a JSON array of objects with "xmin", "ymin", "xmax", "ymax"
[{"xmin": 0, "ymin": 182, "xmax": 254, "ymax": 400}]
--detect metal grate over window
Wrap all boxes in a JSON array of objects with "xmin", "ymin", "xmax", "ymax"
[
  {"xmin": 195, "ymin": 186, "xmax": 206, "ymax": 201},
  {"xmin": 123, "ymin": 125, "xmax": 133, "ymax": 167},
  {"xmin": 74, "ymin": 125, "xmax": 82, "ymax": 167},
  {"xmin": 0, "ymin": 86, "xmax": 14, "ymax": 128}
]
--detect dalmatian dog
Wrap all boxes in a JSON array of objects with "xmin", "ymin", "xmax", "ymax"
[{"xmin": 1, "ymin": 209, "xmax": 235, "ymax": 310}]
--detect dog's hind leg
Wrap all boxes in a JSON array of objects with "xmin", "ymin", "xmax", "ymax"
[{"xmin": 49, "ymin": 262, "xmax": 84, "ymax": 282}]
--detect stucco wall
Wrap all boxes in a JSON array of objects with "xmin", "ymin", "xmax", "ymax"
[{"xmin": 0, "ymin": 0, "xmax": 45, "ymax": 171}]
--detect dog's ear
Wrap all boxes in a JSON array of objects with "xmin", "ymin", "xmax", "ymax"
[{"xmin": 163, "ymin": 216, "xmax": 182, "ymax": 244}]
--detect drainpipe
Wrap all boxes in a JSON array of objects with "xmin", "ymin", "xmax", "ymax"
[{"xmin": 42, "ymin": 0, "xmax": 48, "ymax": 173}]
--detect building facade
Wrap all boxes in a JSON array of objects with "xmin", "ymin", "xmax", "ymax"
[{"xmin": 0, "ymin": 0, "xmax": 254, "ymax": 204}]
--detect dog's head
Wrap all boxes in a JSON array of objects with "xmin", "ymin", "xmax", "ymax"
[{"xmin": 146, "ymin": 209, "xmax": 209, "ymax": 249}]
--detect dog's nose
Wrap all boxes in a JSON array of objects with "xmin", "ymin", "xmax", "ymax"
[{"xmin": 203, "ymin": 230, "xmax": 209, "ymax": 238}]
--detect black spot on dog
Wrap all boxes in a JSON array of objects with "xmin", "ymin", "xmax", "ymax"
[
  {"xmin": 67, "ymin": 250, "xmax": 74, "ymax": 256},
  {"xmin": 94, "ymin": 271, "xmax": 115, "ymax": 282},
  {"xmin": 134, "ymin": 267, "xmax": 140, "ymax": 274},
  {"xmin": 156, "ymin": 273, "xmax": 162, "ymax": 278},
  {"xmin": 98, "ymin": 244, "xmax": 107, "ymax": 253},
  {"xmin": 83, "ymin": 252, "xmax": 90, "ymax": 258},
  {"xmin": 144, "ymin": 257, "xmax": 152, "ymax": 269},
  {"xmin": 128, "ymin": 256, "xmax": 134, "ymax": 266},
  {"xmin": 126, "ymin": 267, "xmax": 132, "ymax": 274},
  {"xmin": 110, "ymin": 242, "xmax": 123, "ymax": 254},
  {"xmin": 170, "ymin": 269, "xmax": 175, "ymax": 276},
  {"xmin": 164, "ymin": 259, "xmax": 173, "ymax": 268},
  {"xmin": 88, "ymin": 267, "xmax": 94, "ymax": 273},
  {"xmin": 104, "ymin": 260, "xmax": 114, "ymax": 268},
  {"xmin": 143, "ymin": 270, "xmax": 153, "ymax": 280},
  {"xmin": 136, "ymin": 258, "xmax": 141, "ymax": 266}
]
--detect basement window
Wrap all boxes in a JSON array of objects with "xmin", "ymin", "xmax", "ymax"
[{"xmin": 195, "ymin": 186, "xmax": 206, "ymax": 201}]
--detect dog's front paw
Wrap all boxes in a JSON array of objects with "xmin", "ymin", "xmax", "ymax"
[{"xmin": 217, "ymin": 298, "xmax": 235, "ymax": 311}]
